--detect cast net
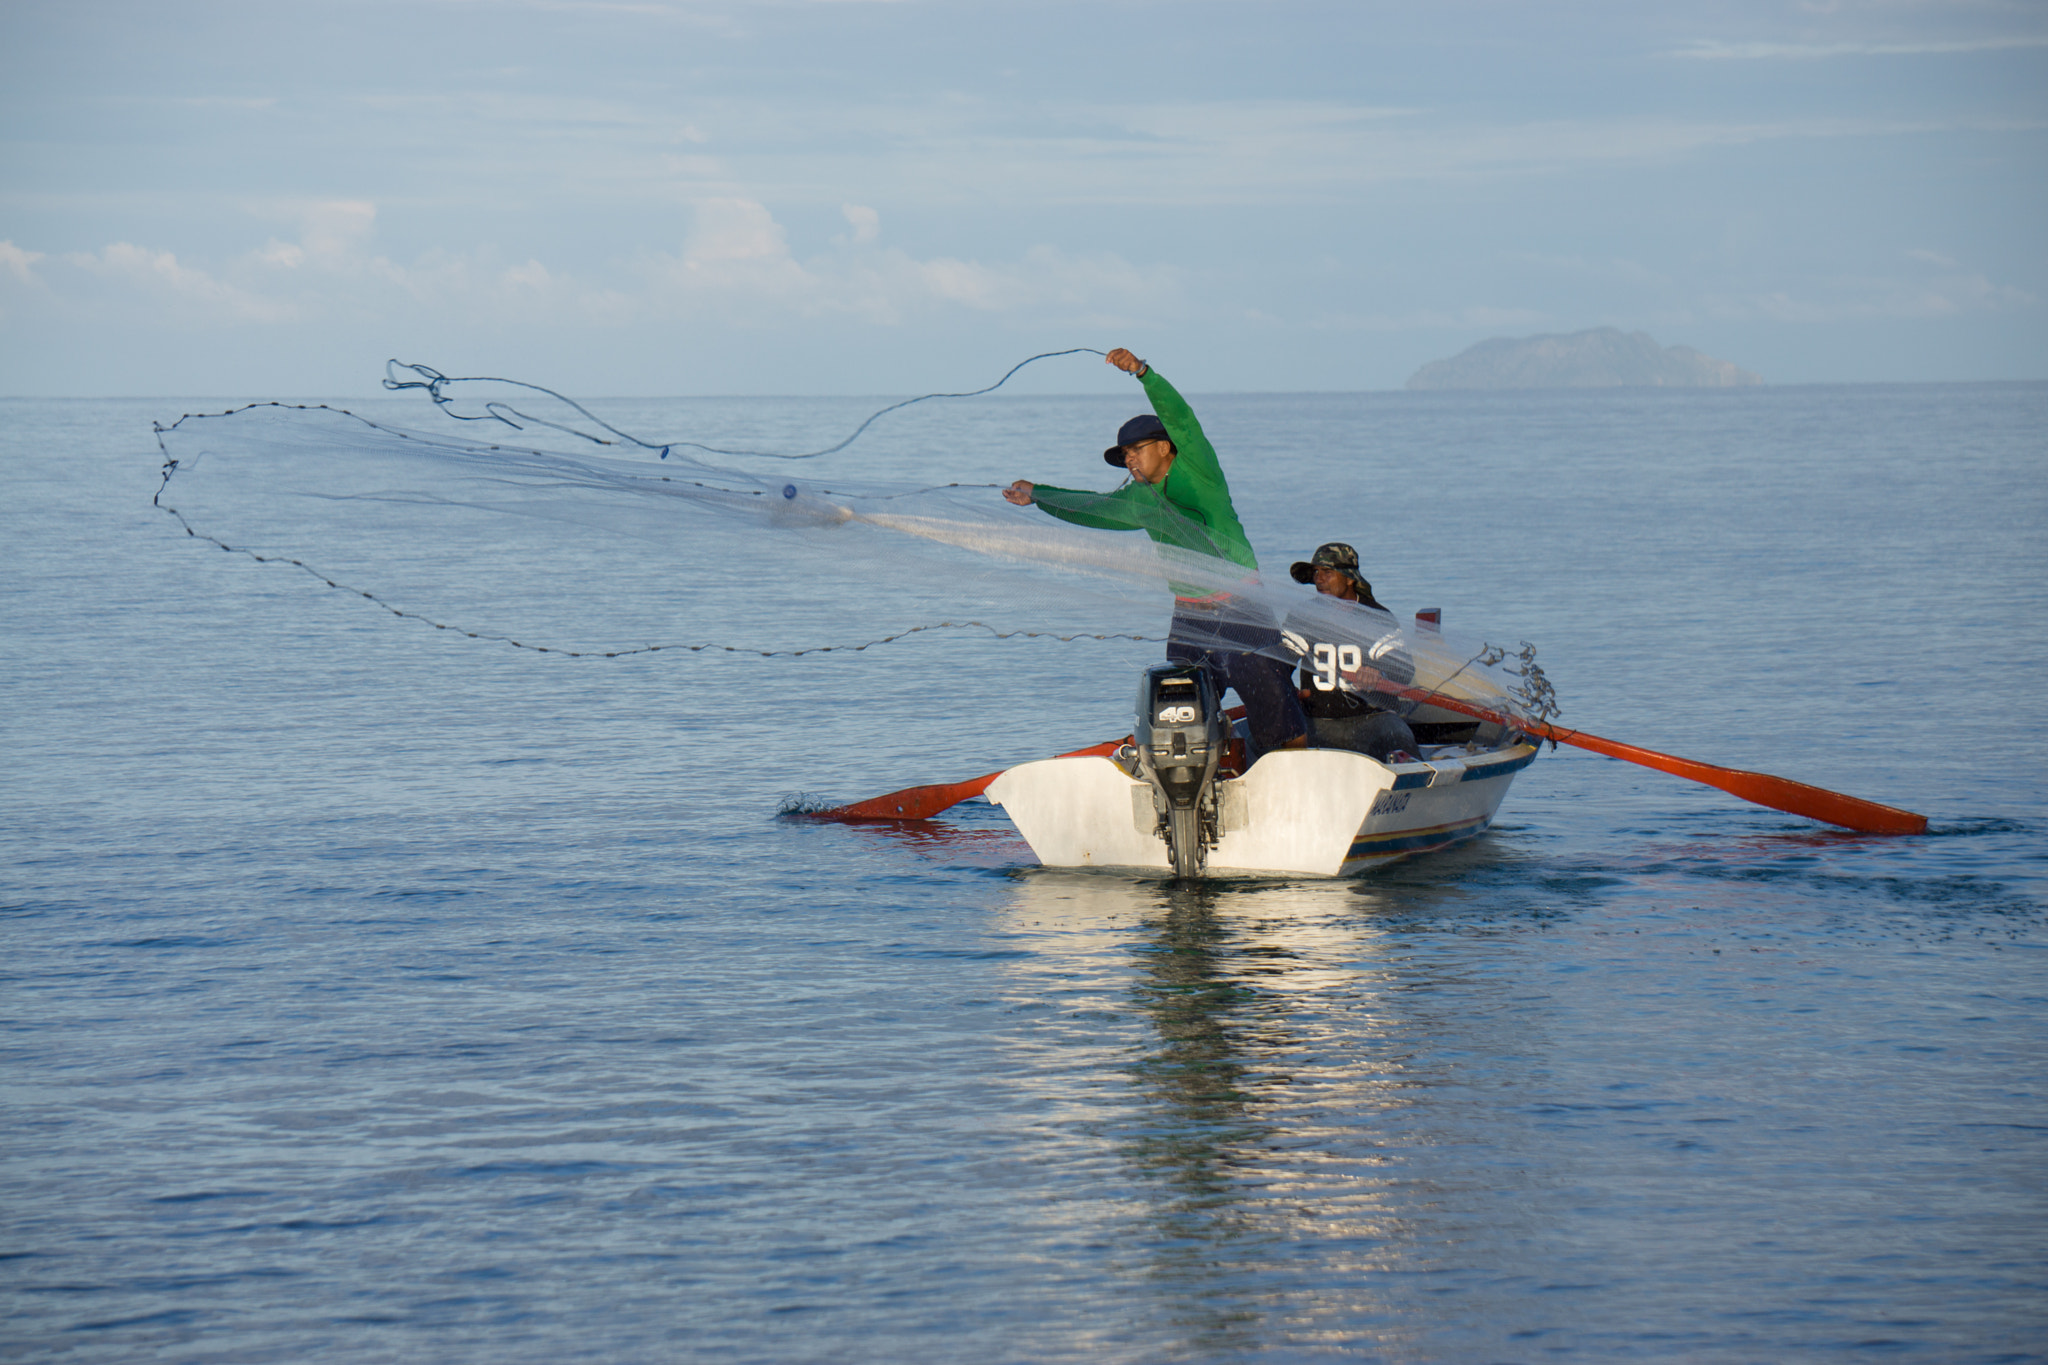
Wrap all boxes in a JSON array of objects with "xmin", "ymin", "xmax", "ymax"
[{"xmin": 152, "ymin": 356, "xmax": 1558, "ymax": 731}]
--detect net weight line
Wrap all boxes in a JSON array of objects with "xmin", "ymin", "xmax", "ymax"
[
  {"xmin": 155, "ymin": 356, "xmax": 1171, "ymax": 658},
  {"xmin": 154, "ymin": 478, "xmax": 1160, "ymax": 658}
]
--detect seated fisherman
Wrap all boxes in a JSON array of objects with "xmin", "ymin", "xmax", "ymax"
[
  {"xmin": 1003, "ymin": 348, "xmax": 1305, "ymax": 759},
  {"xmin": 1281, "ymin": 543, "xmax": 1421, "ymax": 763}
]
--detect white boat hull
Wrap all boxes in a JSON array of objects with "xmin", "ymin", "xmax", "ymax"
[{"xmin": 986, "ymin": 743, "xmax": 1537, "ymax": 877}]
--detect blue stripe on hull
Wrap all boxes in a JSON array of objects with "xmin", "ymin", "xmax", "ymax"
[
  {"xmin": 1345, "ymin": 813, "xmax": 1492, "ymax": 860},
  {"xmin": 1459, "ymin": 749, "xmax": 1539, "ymax": 782},
  {"xmin": 1386, "ymin": 747, "xmax": 1538, "ymax": 791}
]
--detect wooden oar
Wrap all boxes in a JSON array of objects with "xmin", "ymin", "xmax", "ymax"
[
  {"xmin": 804, "ymin": 738, "xmax": 1127, "ymax": 821},
  {"xmin": 1388, "ymin": 684, "xmax": 1927, "ymax": 835}
]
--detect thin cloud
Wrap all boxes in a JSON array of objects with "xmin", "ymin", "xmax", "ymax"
[
  {"xmin": 1706, "ymin": 271, "xmax": 2036, "ymax": 323},
  {"xmin": 58, "ymin": 242, "xmax": 297, "ymax": 324},
  {"xmin": 166, "ymin": 95, "xmax": 281, "ymax": 110},
  {"xmin": 82, "ymin": 81, "xmax": 2040, "ymax": 218},
  {"xmin": 1671, "ymin": 35, "xmax": 2048, "ymax": 60},
  {"xmin": 1307, "ymin": 305, "xmax": 1549, "ymax": 334},
  {"xmin": 642, "ymin": 198, "xmax": 1175, "ymax": 325},
  {"xmin": 0, "ymin": 241, "xmax": 46, "ymax": 283},
  {"xmin": 1507, "ymin": 253, "xmax": 1668, "ymax": 286},
  {"xmin": 1, "ymin": 196, "xmax": 1175, "ymax": 334},
  {"xmin": 839, "ymin": 205, "xmax": 881, "ymax": 244},
  {"xmin": 419, "ymin": 0, "xmax": 747, "ymax": 30},
  {"xmin": 661, "ymin": 101, "xmax": 2047, "ymax": 208}
]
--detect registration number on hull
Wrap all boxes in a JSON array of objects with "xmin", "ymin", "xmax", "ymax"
[{"xmin": 1369, "ymin": 789, "xmax": 1412, "ymax": 816}]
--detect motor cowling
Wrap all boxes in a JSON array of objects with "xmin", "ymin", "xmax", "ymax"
[{"xmin": 1131, "ymin": 663, "xmax": 1224, "ymax": 876}]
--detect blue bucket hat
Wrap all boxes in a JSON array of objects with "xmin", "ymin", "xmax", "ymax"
[{"xmin": 1104, "ymin": 414, "xmax": 1170, "ymax": 467}]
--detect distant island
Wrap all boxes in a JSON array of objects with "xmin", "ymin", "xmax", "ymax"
[{"xmin": 1407, "ymin": 327, "xmax": 1762, "ymax": 390}]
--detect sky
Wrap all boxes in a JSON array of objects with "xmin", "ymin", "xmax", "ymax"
[{"xmin": 1, "ymin": 0, "xmax": 2043, "ymax": 396}]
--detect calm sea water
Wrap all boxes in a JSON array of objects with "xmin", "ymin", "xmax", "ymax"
[{"xmin": 4, "ymin": 383, "xmax": 2045, "ymax": 1362}]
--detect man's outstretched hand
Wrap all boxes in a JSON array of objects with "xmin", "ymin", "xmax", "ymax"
[
  {"xmin": 1002, "ymin": 479, "xmax": 1035, "ymax": 506},
  {"xmin": 1105, "ymin": 348, "xmax": 1148, "ymax": 377}
]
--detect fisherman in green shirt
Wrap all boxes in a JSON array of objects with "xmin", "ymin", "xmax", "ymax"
[{"xmin": 1003, "ymin": 348, "xmax": 1306, "ymax": 757}]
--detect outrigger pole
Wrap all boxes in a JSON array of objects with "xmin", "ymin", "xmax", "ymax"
[
  {"xmin": 1383, "ymin": 685, "xmax": 1928, "ymax": 836},
  {"xmin": 808, "ymin": 690, "xmax": 1926, "ymax": 835},
  {"xmin": 805, "ymin": 739, "xmax": 1126, "ymax": 822}
]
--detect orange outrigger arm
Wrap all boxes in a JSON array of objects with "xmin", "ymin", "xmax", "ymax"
[
  {"xmin": 1394, "ymin": 684, "xmax": 1927, "ymax": 835},
  {"xmin": 805, "ymin": 738, "xmax": 1126, "ymax": 821}
]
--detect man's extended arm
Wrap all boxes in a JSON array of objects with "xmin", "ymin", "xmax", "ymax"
[
  {"xmin": 1138, "ymin": 368, "xmax": 1224, "ymax": 489},
  {"xmin": 1022, "ymin": 481, "xmax": 1150, "ymax": 531}
]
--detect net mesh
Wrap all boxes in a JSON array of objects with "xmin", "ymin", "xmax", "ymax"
[{"xmin": 152, "ymin": 360, "xmax": 1559, "ymax": 731}]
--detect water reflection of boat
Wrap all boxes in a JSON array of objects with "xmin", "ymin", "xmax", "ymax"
[{"xmin": 988, "ymin": 873, "xmax": 1415, "ymax": 1347}]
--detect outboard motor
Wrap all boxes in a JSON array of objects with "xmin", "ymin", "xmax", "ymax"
[{"xmin": 1130, "ymin": 662, "xmax": 1225, "ymax": 878}]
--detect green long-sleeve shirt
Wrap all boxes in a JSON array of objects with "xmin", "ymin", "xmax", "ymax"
[{"xmin": 1028, "ymin": 369, "xmax": 1257, "ymax": 573}]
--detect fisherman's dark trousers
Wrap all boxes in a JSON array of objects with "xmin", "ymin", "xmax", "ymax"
[{"xmin": 1167, "ymin": 601, "xmax": 1308, "ymax": 762}]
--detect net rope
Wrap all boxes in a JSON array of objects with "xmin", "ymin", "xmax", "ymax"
[{"xmin": 380, "ymin": 348, "xmax": 1107, "ymax": 461}]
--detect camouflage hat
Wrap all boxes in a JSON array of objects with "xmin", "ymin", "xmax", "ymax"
[
  {"xmin": 1290, "ymin": 542, "xmax": 1385, "ymax": 609},
  {"xmin": 1289, "ymin": 541, "xmax": 1360, "ymax": 583}
]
